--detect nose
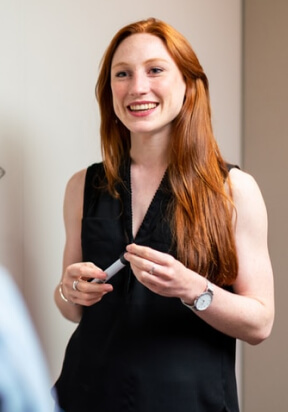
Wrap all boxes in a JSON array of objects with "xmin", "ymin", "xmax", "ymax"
[{"xmin": 129, "ymin": 71, "xmax": 149, "ymax": 95}]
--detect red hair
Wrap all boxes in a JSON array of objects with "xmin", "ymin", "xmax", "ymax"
[{"xmin": 96, "ymin": 18, "xmax": 238, "ymax": 286}]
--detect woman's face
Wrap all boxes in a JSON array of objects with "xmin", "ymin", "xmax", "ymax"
[{"xmin": 110, "ymin": 33, "xmax": 186, "ymax": 138}]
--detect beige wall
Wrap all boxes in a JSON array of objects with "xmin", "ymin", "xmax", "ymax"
[
  {"xmin": 0, "ymin": 0, "xmax": 242, "ymax": 386},
  {"xmin": 243, "ymin": 0, "xmax": 288, "ymax": 410}
]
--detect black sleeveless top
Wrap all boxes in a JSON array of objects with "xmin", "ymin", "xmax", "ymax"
[{"xmin": 54, "ymin": 162, "xmax": 239, "ymax": 412}]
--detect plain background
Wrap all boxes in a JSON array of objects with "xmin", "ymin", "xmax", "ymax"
[{"xmin": 243, "ymin": 1, "xmax": 288, "ymax": 411}]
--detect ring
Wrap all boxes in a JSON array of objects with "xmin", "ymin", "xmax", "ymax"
[
  {"xmin": 149, "ymin": 265, "xmax": 155, "ymax": 275},
  {"xmin": 72, "ymin": 280, "xmax": 80, "ymax": 291}
]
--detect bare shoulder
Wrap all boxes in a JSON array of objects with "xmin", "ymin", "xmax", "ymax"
[
  {"xmin": 66, "ymin": 169, "xmax": 87, "ymax": 195},
  {"xmin": 229, "ymin": 167, "xmax": 262, "ymax": 198},
  {"xmin": 228, "ymin": 167, "xmax": 267, "ymax": 212},
  {"xmin": 229, "ymin": 167, "xmax": 268, "ymax": 234},
  {"xmin": 64, "ymin": 169, "xmax": 87, "ymax": 221}
]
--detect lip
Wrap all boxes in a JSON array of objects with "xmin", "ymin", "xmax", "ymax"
[{"xmin": 127, "ymin": 101, "xmax": 159, "ymax": 116}]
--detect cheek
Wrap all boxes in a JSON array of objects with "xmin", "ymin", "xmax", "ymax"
[
  {"xmin": 111, "ymin": 85, "xmax": 123, "ymax": 113},
  {"xmin": 172, "ymin": 80, "xmax": 186, "ymax": 110},
  {"xmin": 111, "ymin": 82, "xmax": 126, "ymax": 99},
  {"xmin": 178, "ymin": 78, "xmax": 187, "ymax": 100}
]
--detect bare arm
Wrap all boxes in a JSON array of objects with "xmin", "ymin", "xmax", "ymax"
[
  {"xmin": 54, "ymin": 169, "xmax": 113, "ymax": 323},
  {"xmin": 124, "ymin": 168, "xmax": 274, "ymax": 345}
]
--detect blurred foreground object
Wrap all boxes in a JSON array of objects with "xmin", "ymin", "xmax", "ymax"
[{"xmin": 0, "ymin": 266, "xmax": 59, "ymax": 412}]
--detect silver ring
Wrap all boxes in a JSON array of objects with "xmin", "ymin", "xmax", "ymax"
[
  {"xmin": 149, "ymin": 265, "xmax": 155, "ymax": 275},
  {"xmin": 72, "ymin": 280, "xmax": 79, "ymax": 291}
]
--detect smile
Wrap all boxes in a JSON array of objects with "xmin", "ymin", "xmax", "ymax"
[{"xmin": 129, "ymin": 103, "xmax": 158, "ymax": 111}]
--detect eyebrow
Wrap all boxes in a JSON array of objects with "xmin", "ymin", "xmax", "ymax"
[{"xmin": 111, "ymin": 58, "xmax": 170, "ymax": 70}]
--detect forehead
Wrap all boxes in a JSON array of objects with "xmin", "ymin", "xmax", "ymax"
[{"xmin": 112, "ymin": 33, "xmax": 173, "ymax": 65}]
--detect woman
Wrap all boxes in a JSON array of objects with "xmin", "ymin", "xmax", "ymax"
[{"xmin": 54, "ymin": 18, "xmax": 274, "ymax": 412}]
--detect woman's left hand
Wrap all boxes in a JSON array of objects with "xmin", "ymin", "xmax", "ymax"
[{"xmin": 124, "ymin": 243, "xmax": 196, "ymax": 298}]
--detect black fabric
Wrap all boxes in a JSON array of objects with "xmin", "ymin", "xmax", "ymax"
[{"xmin": 54, "ymin": 162, "xmax": 239, "ymax": 412}]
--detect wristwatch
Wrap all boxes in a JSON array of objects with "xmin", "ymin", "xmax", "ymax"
[{"xmin": 182, "ymin": 280, "xmax": 214, "ymax": 311}]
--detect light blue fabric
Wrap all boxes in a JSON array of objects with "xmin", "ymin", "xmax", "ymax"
[{"xmin": 0, "ymin": 266, "xmax": 59, "ymax": 412}]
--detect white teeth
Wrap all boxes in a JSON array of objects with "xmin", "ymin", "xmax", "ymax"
[{"xmin": 129, "ymin": 103, "xmax": 157, "ymax": 111}]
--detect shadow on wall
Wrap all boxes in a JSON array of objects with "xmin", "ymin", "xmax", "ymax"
[
  {"xmin": 0, "ymin": 167, "xmax": 5, "ymax": 179},
  {"xmin": 0, "ymin": 121, "xmax": 24, "ymax": 287}
]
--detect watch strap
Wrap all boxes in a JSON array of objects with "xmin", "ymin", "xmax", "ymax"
[{"xmin": 181, "ymin": 279, "xmax": 214, "ymax": 311}]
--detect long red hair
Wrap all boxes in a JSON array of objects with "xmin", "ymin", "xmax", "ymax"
[{"xmin": 96, "ymin": 18, "xmax": 238, "ymax": 286}]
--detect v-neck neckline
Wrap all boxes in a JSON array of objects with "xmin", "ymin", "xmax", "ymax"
[{"xmin": 121, "ymin": 159, "xmax": 169, "ymax": 244}]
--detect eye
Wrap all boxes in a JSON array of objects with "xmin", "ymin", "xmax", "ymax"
[
  {"xmin": 115, "ymin": 71, "xmax": 128, "ymax": 78},
  {"xmin": 149, "ymin": 67, "xmax": 163, "ymax": 75}
]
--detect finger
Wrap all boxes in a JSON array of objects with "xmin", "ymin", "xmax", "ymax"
[
  {"xmin": 72, "ymin": 279, "xmax": 80, "ymax": 291},
  {"xmin": 126, "ymin": 244, "xmax": 167, "ymax": 265},
  {"xmin": 125, "ymin": 252, "xmax": 155, "ymax": 274},
  {"xmin": 67, "ymin": 262, "xmax": 106, "ymax": 283},
  {"xmin": 78, "ymin": 262, "xmax": 105, "ymax": 280},
  {"xmin": 74, "ymin": 278, "xmax": 113, "ymax": 294},
  {"xmin": 148, "ymin": 264, "xmax": 156, "ymax": 276},
  {"xmin": 71, "ymin": 282, "xmax": 113, "ymax": 306},
  {"xmin": 125, "ymin": 245, "xmax": 176, "ymax": 277}
]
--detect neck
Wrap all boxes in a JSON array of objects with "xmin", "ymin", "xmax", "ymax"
[{"xmin": 130, "ymin": 132, "xmax": 170, "ymax": 169}]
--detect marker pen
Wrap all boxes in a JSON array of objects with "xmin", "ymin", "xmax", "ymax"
[{"xmin": 90, "ymin": 253, "xmax": 128, "ymax": 284}]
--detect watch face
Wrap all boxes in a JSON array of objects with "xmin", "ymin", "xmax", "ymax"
[{"xmin": 195, "ymin": 292, "xmax": 213, "ymax": 311}]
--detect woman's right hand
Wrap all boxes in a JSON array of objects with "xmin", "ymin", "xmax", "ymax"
[
  {"xmin": 61, "ymin": 262, "xmax": 114, "ymax": 307},
  {"xmin": 55, "ymin": 261, "xmax": 114, "ymax": 323}
]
